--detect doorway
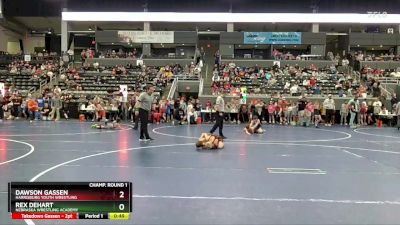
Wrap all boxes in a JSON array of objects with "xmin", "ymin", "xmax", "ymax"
[{"xmin": 197, "ymin": 33, "xmax": 220, "ymax": 68}]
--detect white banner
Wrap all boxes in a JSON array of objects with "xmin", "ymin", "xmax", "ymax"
[
  {"xmin": 136, "ymin": 59, "xmax": 144, "ymax": 66},
  {"xmin": 118, "ymin": 31, "xmax": 174, "ymax": 43},
  {"xmin": 119, "ymin": 85, "xmax": 128, "ymax": 103},
  {"xmin": 0, "ymin": 82, "xmax": 4, "ymax": 96},
  {"xmin": 24, "ymin": 55, "xmax": 31, "ymax": 62},
  {"xmin": 273, "ymin": 61, "xmax": 280, "ymax": 68}
]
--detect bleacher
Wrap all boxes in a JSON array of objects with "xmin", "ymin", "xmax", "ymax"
[
  {"xmin": 57, "ymin": 67, "xmax": 165, "ymax": 96},
  {"xmin": 215, "ymin": 65, "xmax": 359, "ymax": 96},
  {"xmin": 0, "ymin": 69, "xmax": 41, "ymax": 95}
]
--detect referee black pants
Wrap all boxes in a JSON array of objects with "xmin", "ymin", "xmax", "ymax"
[
  {"xmin": 139, "ymin": 108, "xmax": 150, "ymax": 139},
  {"xmin": 210, "ymin": 111, "xmax": 224, "ymax": 136}
]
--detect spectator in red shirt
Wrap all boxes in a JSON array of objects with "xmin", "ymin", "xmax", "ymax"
[
  {"xmin": 309, "ymin": 77, "xmax": 317, "ymax": 88},
  {"xmin": 223, "ymin": 82, "xmax": 231, "ymax": 92},
  {"xmin": 280, "ymin": 97, "xmax": 289, "ymax": 125},
  {"xmin": 81, "ymin": 50, "xmax": 86, "ymax": 61}
]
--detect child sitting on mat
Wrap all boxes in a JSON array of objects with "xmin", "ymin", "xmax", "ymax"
[
  {"xmin": 91, "ymin": 118, "xmax": 122, "ymax": 129},
  {"xmin": 244, "ymin": 115, "xmax": 264, "ymax": 135},
  {"xmin": 195, "ymin": 133, "xmax": 224, "ymax": 150}
]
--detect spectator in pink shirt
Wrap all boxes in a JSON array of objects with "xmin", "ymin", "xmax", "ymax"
[
  {"xmin": 268, "ymin": 101, "xmax": 276, "ymax": 124},
  {"xmin": 305, "ymin": 101, "xmax": 314, "ymax": 127}
]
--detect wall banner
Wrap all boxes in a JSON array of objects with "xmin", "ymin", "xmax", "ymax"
[
  {"xmin": 244, "ymin": 32, "xmax": 302, "ymax": 44},
  {"xmin": 118, "ymin": 31, "xmax": 174, "ymax": 43}
]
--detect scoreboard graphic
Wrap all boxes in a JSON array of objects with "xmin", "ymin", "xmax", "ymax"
[{"xmin": 8, "ymin": 182, "xmax": 132, "ymax": 220}]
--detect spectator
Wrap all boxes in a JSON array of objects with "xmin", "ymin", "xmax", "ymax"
[
  {"xmin": 11, "ymin": 93, "xmax": 22, "ymax": 119},
  {"xmin": 396, "ymin": 100, "xmax": 400, "ymax": 130},
  {"xmin": 305, "ymin": 101, "xmax": 314, "ymax": 127},
  {"xmin": 348, "ymin": 95, "xmax": 360, "ymax": 129},
  {"xmin": 372, "ymin": 98, "xmax": 382, "ymax": 122},
  {"xmin": 195, "ymin": 48, "xmax": 201, "ymax": 65},
  {"xmin": 49, "ymin": 94, "xmax": 62, "ymax": 121},
  {"xmin": 314, "ymin": 101, "xmax": 322, "ymax": 128},
  {"xmin": 238, "ymin": 104, "xmax": 249, "ymax": 124},
  {"xmin": 267, "ymin": 101, "xmax": 275, "ymax": 124},
  {"xmin": 41, "ymin": 103, "xmax": 51, "ymax": 120},
  {"xmin": 371, "ymin": 82, "xmax": 381, "ymax": 98},
  {"xmin": 313, "ymin": 85, "xmax": 321, "ymax": 95},
  {"xmin": 391, "ymin": 93, "xmax": 398, "ymax": 109},
  {"xmin": 340, "ymin": 103, "xmax": 348, "ymax": 126},
  {"xmin": 27, "ymin": 97, "xmax": 39, "ymax": 122},
  {"xmin": 297, "ymin": 96, "xmax": 307, "ymax": 126},
  {"xmin": 290, "ymin": 83, "xmax": 299, "ymax": 96},
  {"xmin": 0, "ymin": 92, "xmax": 3, "ymax": 122},
  {"xmin": 214, "ymin": 50, "xmax": 221, "ymax": 67},
  {"xmin": 323, "ymin": 94, "xmax": 335, "ymax": 126},
  {"xmin": 360, "ymin": 101, "xmax": 368, "ymax": 125}
]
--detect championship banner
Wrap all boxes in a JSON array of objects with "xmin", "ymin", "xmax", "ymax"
[
  {"xmin": 244, "ymin": 32, "xmax": 302, "ymax": 44},
  {"xmin": 118, "ymin": 31, "xmax": 174, "ymax": 43}
]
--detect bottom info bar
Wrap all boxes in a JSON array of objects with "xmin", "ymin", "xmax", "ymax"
[{"xmin": 12, "ymin": 212, "xmax": 78, "ymax": 220}]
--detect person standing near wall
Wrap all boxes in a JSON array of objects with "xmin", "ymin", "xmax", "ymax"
[
  {"xmin": 195, "ymin": 48, "xmax": 201, "ymax": 65},
  {"xmin": 137, "ymin": 85, "xmax": 155, "ymax": 141},
  {"xmin": 214, "ymin": 50, "xmax": 221, "ymax": 67},
  {"xmin": 210, "ymin": 94, "xmax": 226, "ymax": 139},
  {"xmin": 200, "ymin": 47, "xmax": 205, "ymax": 62}
]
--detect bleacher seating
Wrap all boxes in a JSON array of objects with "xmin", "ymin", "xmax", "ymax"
[
  {"xmin": 0, "ymin": 69, "xmax": 41, "ymax": 94},
  {"xmin": 57, "ymin": 67, "xmax": 166, "ymax": 96},
  {"xmin": 214, "ymin": 64, "xmax": 360, "ymax": 96}
]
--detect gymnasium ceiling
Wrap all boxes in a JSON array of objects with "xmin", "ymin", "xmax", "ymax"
[{"xmin": 2, "ymin": 0, "xmax": 400, "ymax": 34}]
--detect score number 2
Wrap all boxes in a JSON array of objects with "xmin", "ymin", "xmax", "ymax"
[{"xmin": 119, "ymin": 191, "xmax": 126, "ymax": 211}]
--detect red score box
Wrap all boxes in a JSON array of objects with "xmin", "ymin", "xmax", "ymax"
[{"xmin": 12, "ymin": 212, "xmax": 78, "ymax": 220}]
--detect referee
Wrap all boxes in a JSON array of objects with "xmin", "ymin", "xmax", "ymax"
[
  {"xmin": 137, "ymin": 85, "xmax": 155, "ymax": 141},
  {"xmin": 210, "ymin": 94, "xmax": 227, "ymax": 139}
]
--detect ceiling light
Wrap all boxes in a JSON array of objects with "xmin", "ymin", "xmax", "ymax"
[
  {"xmin": 62, "ymin": 12, "xmax": 400, "ymax": 24},
  {"xmin": 357, "ymin": 44, "xmax": 360, "ymax": 47},
  {"xmin": 380, "ymin": 45, "xmax": 383, "ymax": 47},
  {"xmin": 111, "ymin": 43, "xmax": 114, "ymax": 45},
  {"xmin": 88, "ymin": 27, "xmax": 92, "ymax": 31}
]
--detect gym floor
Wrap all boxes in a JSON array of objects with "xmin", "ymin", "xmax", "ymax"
[{"xmin": 1, "ymin": 121, "xmax": 400, "ymax": 225}]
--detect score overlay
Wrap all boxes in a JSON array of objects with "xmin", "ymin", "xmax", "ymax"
[{"xmin": 8, "ymin": 182, "xmax": 132, "ymax": 220}]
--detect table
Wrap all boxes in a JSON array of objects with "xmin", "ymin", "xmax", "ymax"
[{"xmin": 378, "ymin": 113, "xmax": 397, "ymax": 126}]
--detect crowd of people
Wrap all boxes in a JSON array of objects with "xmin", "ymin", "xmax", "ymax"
[
  {"xmin": 0, "ymin": 50, "xmax": 399, "ymax": 139},
  {"xmin": 2, "ymin": 83, "xmax": 398, "ymax": 131},
  {"xmin": 7, "ymin": 60, "xmax": 60, "ymax": 82},
  {"xmin": 356, "ymin": 52, "xmax": 400, "ymax": 62},
  {"xmin": 97, "ymin": 49, "xmax": 140, "ymax": 59},
  {"xmin": 211, "ymin": 62, "xmax": 359, "ymax": 97}
]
